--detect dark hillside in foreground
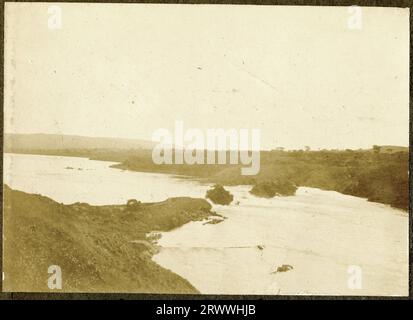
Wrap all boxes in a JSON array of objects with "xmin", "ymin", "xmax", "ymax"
[{"xmin": 3, "ymin": 185, "xmax": 214, "ymax": 293}]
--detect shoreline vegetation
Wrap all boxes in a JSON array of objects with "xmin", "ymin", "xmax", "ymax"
[
  {"xmin": 5, "ymin": 148, "xmax": 408, "ymax": 211},
  {"xmin": 4, "ymin": 134, "xmax": 408, "ymax": 210},
  {"xmin": 250, "ymin": 180, "xmax": 297, "ymax": 198},
  {"xmin": 206, "ymin": 185, "xmax": 234, "ymax": 205},
  {"xmin": 3, "ymin": 185, "xmax": 217, "ymax": 293}
]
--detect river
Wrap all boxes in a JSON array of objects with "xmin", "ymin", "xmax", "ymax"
[{"xmin": 3, "ymin": 153, "xmax": 408, "ymax": 296}]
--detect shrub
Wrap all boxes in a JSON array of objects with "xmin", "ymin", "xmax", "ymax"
[
  {"xmin": 250, "ymin": 180, "xmax": 297, "ymax": 198},
  {"xmin": 126, "ymin": 199, "xmax": 141, "ymax": 211},
  {"xmin": 205, "ymin": 185, "xmax": 233, "ymax": 205}
]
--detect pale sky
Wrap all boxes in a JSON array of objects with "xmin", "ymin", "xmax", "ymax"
[{"xmin": 4, "ymin": 3, "xmax": 410, "ymax": 150}]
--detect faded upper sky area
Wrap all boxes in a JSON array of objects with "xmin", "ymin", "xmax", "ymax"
[{"xmin": 4, "ymin": 3, "xmax": 409, "ymax": 150}]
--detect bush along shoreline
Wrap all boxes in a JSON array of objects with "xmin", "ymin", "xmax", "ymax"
[
  {"xmin": 205, "ymin": 184, "xmax": 234, "ymax": 205},
  {"xmin": 249, "ymin": 180, "xmax": 297, "ymax": 198}
]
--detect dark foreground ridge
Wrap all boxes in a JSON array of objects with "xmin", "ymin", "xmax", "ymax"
[{"xmin": 3, "ymin": 185, "xmax": 215, "ymax": 293}]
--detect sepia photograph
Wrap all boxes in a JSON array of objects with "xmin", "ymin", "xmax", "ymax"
[{"xmin": 2, "ymin": 2, "xmax": 410, "ymax": 298}]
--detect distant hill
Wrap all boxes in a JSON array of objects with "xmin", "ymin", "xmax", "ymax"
[{"xmin": 4, "ymin": 133, "xmax": 155, "ymax": 151}]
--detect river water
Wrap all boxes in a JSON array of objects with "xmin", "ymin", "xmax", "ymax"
[{"xmin": 3, "ymin": 153, "xmax": 408, "ymax": 296}]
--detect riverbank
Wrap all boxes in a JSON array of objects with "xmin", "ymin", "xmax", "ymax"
[
  {"xmin": 106, "ymin": 149, "xmax": 410, "ymax": 211},
  {"xmin": 3, "ymin": 185, "xmax": 216, "ymax": 293},
  {"xmin": 4, "ymin": 147, "xmax": 408, "ymax": 210}
]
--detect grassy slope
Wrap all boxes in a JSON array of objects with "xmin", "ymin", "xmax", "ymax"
[{"xmin": 3, "ymin": 185, "xmax": 214, "ymax": 293}]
